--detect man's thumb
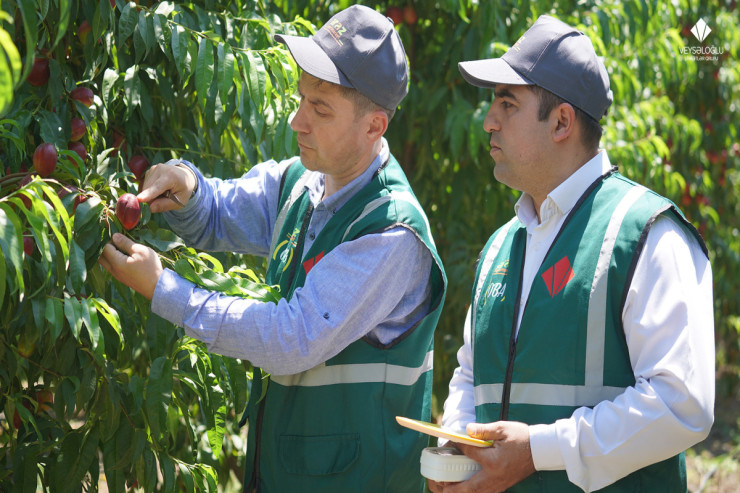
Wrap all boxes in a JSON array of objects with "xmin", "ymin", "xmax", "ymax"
[{"xmin": 466, "ymin": 422, "xmax": 499, "ymax": 440}]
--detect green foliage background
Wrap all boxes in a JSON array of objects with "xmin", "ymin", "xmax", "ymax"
[{"xmin": 0, "ymin": 0, "xmax": 738, "ymax": 491}]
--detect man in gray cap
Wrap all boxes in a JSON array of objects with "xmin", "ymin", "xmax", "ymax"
[
  {"xmin": 430, "ymin": 14, "xmax": 714, "ymax": 493},
  {"xmin": 99, "ymin": 5, "xmax": 446, "ymax": 492}
]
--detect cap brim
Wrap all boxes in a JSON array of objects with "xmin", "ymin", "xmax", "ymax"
[
  {"xmin": 458, "ymin": 59, "xmax": 533, "ymax": 88},
  {"xmin": 275, "ymin": 34, "xmax": 352, "ymax": 88}
]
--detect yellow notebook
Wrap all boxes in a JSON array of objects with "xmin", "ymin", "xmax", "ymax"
[{"xmin": 395, "ymin": 416, "xmax": 493, "ymax": 448}]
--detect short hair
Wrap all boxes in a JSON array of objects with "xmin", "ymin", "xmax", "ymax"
[
  {"xmin": 302, "ymin": 73, "xmax": 395, "ymax": 121},
  {"xmin": 527, "ymin": 85, "xmax": 602, "ymax": 152}
]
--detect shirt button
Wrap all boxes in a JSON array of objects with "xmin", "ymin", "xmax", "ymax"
[
  {"xmin": 309, "ymin": 232, "xmax": 315, "ymax": 240},
  {"xmin": 323, "ymin": 312, "xmax": 330, "ymax": 320}
]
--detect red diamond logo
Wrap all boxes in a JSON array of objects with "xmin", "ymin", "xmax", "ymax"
[
  {"xmin": 303, "ymin": 250, "xmax": 325, "ymax": 274},
  {"xmin": 541, "ymin": 256, "xmax": 575, "ymax": 297}
]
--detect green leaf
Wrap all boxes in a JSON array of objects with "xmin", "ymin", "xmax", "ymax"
[
  {"xmin": 205, "ymin": 372, "xmax": 226, "ymax": 458},
  {"xmin": 16, "ymin": 0, "xmax": 38, "ymax": 87},
  {"xmin": 134, "ymin": 10, "xmax": 150, "ymax": 62},
  {"xmin": 81, "ymin": 298, "xmax": 103, "ymax": 354},
  {"xmin": 0, "ymin": 27, "xmax": 21, "ymax": 83},
  {"xmin": 0, "ymin": 203, "xmax": 24, "ymax": 297},
  {"xmin": 119, "ymin": 2, "xmax": 138, "ymax": 42},
  {"xmin": 45, "ymin": 297, "xmax": 64, "ymax": 340},
  {"xmin": 196, "ymin": 37, "xmax": 215, "ymax": 107},
  {"xmin": 154, "ymin": 1, "xmax": 176, "ymax": 17},
  {"xmin": 0, "ymin": 246, "xmax": 5, "ymax": 311},
  {"xmin": 53, "ymin": 0, "xmax": 71, "ymax": 49},
  {"xmin": 145, "ymin": 356, "xmax": 173, "ymax": 443},
  {"xmin": 139, "ymin": 10, "xmax": 152, "ymax": 54},
  {"xmin": 0, "ymin": 30, "xmax": 20, "ymax": 116},
  {"xmin": 159, "ymin": 453, "xmax": 176, "ymax": 493},
  {"xmin": 69, "ymin": 240, "xmax": 87, "ymax": 294},
  {"xmin": 91, "ymin": 297, "xmax": 122, "ymax": 340},
  {"xmin": 138, "ymin": 228, "xmax": 185, "ymax": 251},
  {"xmin": 152, "ymin": 14, "xmax": 170, "ymax": 57},
  {"xmin": 36, "ymin": 110, "xmax": 65, "ymax": 148},
  {"xmin": 65, "ymin": 426, "xmax": 101, "ymax": 486},
  {"xmin": 171, "ymin": 25, "xmax": 188, "ymax": 79},
  {"xmin": 177, "ymin": 462, "xmax": 195, "ymax": 493},
  {"xmin": 63, "ymin": 294, "xmax": 84, "ymax": 340},
  {"xmin": 243, "ymin": 51, "xmax": 267, "ymax": 112},
  {"xmin": 101, "ymin": 68, "xmax": 120, "ymax": 109},
  {"xmin": 217, "ymin": 43, "xmax": 235, "ymax": 111},
  {"xmin": 124, "ymin": 65, "xmax": 141, "ymax": 119}
]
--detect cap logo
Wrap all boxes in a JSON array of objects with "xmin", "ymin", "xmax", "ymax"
[
  {"xmin": 511, "ymin": 34, "xmax": 526, "ymax": 52},
  {"xmin": 325, "ymin": 19, "xmax": 347, "ymax": 46}
]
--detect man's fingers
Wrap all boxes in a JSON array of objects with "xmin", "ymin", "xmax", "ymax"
[
  {"xmin": 97, "ymin": 251, "xmax": 112, "ymax": 272},
  {"xmin": 137, "ymin": 160, "xmax": 193, "ymax": 212},
  {"xmin": 137, "ymin": 165, "xmax": 171, "ymax": 203},
  {"xmin": 111, "ymin": 232, "xmax": 136, "ymax": 255}
]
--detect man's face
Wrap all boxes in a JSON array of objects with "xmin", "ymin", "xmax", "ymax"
[
  {"xmin": 483, "ymin": 84, "xmax": 551, "ymax": 193},
  {"xmin": 290, "ymin": 73, "xmax": 369, "ymax": 178}
]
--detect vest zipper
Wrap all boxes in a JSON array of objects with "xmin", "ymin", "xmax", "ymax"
[
  {"xmin": 248, "ymin": 203, "xmax": 313, "ymax": 491},
  {"xmin": 498, "ymin": 174, "xmax": 609, "ymax": 420},
  {"xmin": 249, "ymin": 399, "xmax": 266, "ymax": 493},
  {"xmin": 500, "ymin": 234, "xmax": 527, "ymax": 421}
]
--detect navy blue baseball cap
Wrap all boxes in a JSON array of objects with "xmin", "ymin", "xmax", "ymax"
[
  {"xmin": 275, "ymin": 5, "xmax": 409, "ymax": 111},
  {"xmin": 458, "ymin": 15, "xmax": 613, "ymax": 122}
]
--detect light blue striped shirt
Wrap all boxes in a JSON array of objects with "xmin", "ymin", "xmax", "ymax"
[{"xmin": 151, "ymin": 140, "xmax": 433, "ymax": 375}]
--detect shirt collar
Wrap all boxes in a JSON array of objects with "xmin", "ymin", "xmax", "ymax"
[
  {"xmin": 306, "ymin": 137, "xmax": 390, "ymax": 211},
  {"xmin": 514, "ymin": 150, "xmax": 612, "ymax": 227}
]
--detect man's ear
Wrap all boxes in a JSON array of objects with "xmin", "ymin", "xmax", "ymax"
[
  {"xmin": 552, "ymin": 102, "xmax": 576, "ymax": 143},
  {"xmin": 366, "ymin": 110, "xmax": 389, "ymax": 141}
]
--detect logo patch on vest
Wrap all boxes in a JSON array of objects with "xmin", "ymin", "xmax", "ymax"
[
  {"xmin": 303, "ymin": 251, "xmax": 325, "ymax": 274},
  {"xmin": 542, "ymin": 256, "xmax": 575, "ymax": 297},
  {"xmin": 273, "ymin": 227, "xmax": 301, "ymax": 272}
]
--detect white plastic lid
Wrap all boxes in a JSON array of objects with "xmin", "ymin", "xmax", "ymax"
[{"xmin": 419, "ymin": 447, "xmax": 482, "ymax": 483}]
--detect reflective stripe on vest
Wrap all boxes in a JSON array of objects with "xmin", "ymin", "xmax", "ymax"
[
  {"xmin": 473, "ymin": 186, "xmax": 648, "ymax": 408},
  {"xmin": 474, "ymin": 383, "xmax": 625, "ymax": 407},
  {"xmin": 472, "ymin": 217, "xmax": 519, "ymax": 331},
  {"xmin": 341, "ymin": 191, "xmax": 437, "ymax": 248},
  {"xmin": 268, "ymin": 163, "xmax": 310, "ymax": 258},
  {"xmin": 271, "ymin": 350, "xmax": 434, "ymax": 387}
]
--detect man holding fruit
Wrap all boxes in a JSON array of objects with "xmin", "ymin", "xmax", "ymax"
[{"xmin": 99, "ymin": 5, "xmax": 446, "ymax": 492}]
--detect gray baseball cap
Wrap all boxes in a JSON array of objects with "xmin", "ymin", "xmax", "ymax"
[
  {"xmin": 458, "ymin": 15, "xmax": 613, "ymax": 122},
  {"xmin": 275, "ymin": 5, "xmax": 408, "ymax": 111}
]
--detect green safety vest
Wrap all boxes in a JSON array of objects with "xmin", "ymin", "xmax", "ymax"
[
  {"xmin": 242, "ymin": 156, "xmax": 447, "ymax": 492},
  {"xmin": 471, "ymin": 170, "xmax": 706, "ymax": 492}
]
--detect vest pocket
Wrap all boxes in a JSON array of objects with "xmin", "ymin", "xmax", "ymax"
[{"xmin": 279, "ymin": 433, "xmax": 360, "ymax": 476}]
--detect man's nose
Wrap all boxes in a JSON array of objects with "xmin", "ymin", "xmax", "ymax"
[
  {"xmin": 290, "ymin": 102, "xmax": 308, "ymax": 133},
  {"xmin": 483, "ymin": 104, "xmax": 500, "ymax": 134}
]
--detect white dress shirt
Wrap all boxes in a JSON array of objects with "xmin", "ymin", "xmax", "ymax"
[{"xmin": 441, "ymin": 151, "xmax": 715, "ymax": 492}]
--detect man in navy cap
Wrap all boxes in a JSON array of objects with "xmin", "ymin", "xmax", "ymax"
[
  {"xmin": 99, "ymin": 5, "xmax": 446, "ymax": 492},
  {"xmin": 430, "ymin": 15, "xmax": 714, "ymax": 493}
]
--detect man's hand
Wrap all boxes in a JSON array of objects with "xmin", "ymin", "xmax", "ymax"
[
  {"xmin": 98, "ymin": 233, "xmax": 163, "ymax": 300},
  {"xmin": 429, "ymin": 421, "xmax": 535, "ymax": 493},
  {"xmin": 137, "ymin": 159, "xmax": 197, "ymax": 213}
]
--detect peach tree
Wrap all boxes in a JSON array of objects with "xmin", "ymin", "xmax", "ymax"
[{"xmin": 0, "ymin": 0, "xmax": 305, "ymax": 490}]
